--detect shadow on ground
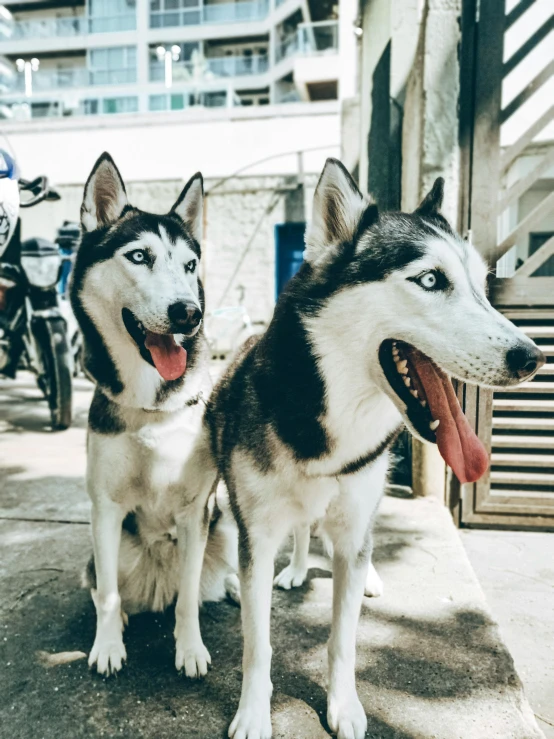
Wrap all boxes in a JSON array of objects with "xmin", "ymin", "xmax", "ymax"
[{"xmin": 0, "ymin": 514, "xmax": 521, "ymax": 739}]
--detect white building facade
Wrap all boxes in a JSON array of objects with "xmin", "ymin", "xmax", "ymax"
[{"xmin": 0, "ymin": 0, "xmax": 347, "ymax": 118}]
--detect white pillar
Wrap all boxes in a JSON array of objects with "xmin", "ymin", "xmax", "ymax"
[
  {"xmin": 338, "ymin": 0, "xmax": 358, "ymax": 100},
  {"xmin": 136, "ymin": 0, "xmax": 149, "ymax": 112}
]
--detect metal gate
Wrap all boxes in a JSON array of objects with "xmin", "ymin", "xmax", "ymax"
[{"xmin": 455, "ymin": 0, "xmax": 554, "ymax": 527}]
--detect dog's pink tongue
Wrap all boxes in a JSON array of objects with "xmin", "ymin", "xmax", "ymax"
[
  {"xmin": 144, "ymin": 332, "xmax": 187, "ymax": 381},
  {"xmin": 408, "ymin": 349, "xmax": 489, "ymax": 484}
]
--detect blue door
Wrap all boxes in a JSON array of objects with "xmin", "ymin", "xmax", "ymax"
[{"xmin": 275, "ymin": 222, "xmax": 305, "ymax": 298}]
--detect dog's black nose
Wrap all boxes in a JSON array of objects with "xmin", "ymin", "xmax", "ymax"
[
  {"xmin": 167, "ymin": 302, "xmax": 202, "ymax": 331},
  {"xmin": 506, "ymin": 343, "xmax": 545, "ymax": 380}
]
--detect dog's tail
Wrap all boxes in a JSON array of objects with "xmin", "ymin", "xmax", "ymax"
[{"xmin": 83, "ymin": 485, "xmax": 239, "ymax": 615}]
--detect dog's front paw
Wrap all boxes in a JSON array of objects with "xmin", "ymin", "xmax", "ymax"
[
  {"xmin": 273, "ymin": 563, "xmax": 308, "ymax": 590},
  {"xmin": 88, "ymin": 636, "xmax": 126, "ymax": 676},
  {"xmin": 327, "ymin": 693, "xmax": 367, "ymax": 739},
  {"xmin": 175, "ymin": 636, "xmax": 211, "ymax": 678},
  {"xmin": 364, "ymin": 564, "xmax": 383, "ymax": 598},
  {"xmin": 228, "ymin": 697, "xmax": 272, "ymax": 739}
]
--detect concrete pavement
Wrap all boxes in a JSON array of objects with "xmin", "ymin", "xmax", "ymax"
[
  {"xmin": 0, "ymin": 373, "xmax": 545, "ymax": 739},
  {"xmin": 462, "ymin": 530, "xmax": 554, "ymax": 739}
]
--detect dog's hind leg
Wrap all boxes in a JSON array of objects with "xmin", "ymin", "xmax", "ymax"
[
  {"xmin": 88, "ymin": 497, "xmax": 127, "ymax": 676},
  {"xmin": 174, "ymin": 426, "xmax": 218, "ymax": 679},
  {"xmin": 323, "ymin": 453, "xmax": 388, "ymax": 739},
  {"xmin": 273, "ymin": 523, "xmax": 310, "ymax": 590}
]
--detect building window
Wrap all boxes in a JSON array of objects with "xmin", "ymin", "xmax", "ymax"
[
  {"xmin": 88, "ymin": 47, "xmax": 137, "ymax": 85},
  {"xmin": 83, "ymin": 97, "xmax": 138, "ymax": 115},
  {"xmin": 104, "ymin": 96, "xmax": 138, "ymax": 114},
  {"xmin": 149, "ymin": 91, "xmax": 227, "ymax": 110},
  {"xmin": 89, "ymin": 0, "xmax": 137, "ymax": 32},
  {"xmin": 150, "ymin": 0, "xmax": 201, "ymax": 29},
  {"xmin": 83, "ymin": 99, "xmax": 100, "ymax": 115}
]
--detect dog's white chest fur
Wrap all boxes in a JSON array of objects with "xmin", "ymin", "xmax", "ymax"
[{"xmin": 88, "ymin": 403, "xmax": 203, "ymax": 517}]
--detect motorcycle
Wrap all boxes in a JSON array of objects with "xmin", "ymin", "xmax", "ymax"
[
  {"xmin": 55, "ymin": 220, "xmax": 83, "ymax": 376},
  {"xmin": 0, "ymin": 149, "xmax": 73, "ymax": 430}
]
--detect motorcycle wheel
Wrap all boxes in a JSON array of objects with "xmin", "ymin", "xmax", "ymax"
[{"xmin": 35, "ymin": 316, "xmax": 73, "ymax": 431}]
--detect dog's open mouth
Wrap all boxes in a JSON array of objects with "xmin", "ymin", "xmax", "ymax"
[
  {"xmin": 379, "ymin": 339, "xmax": 489, "ymax": 484},
  {"xmin": 122, "ymin": 308, "xmax": 187, "ymax": 382}
]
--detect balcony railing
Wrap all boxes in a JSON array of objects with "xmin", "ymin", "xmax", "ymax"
[
  {"xmin": 12, "ymin": 16, "xmax": 87, "ymax": 39},
  {"xmin": 150, "ymin": 0, "xmax": 269, "ymax": 29},
  {"xmin": 276, "ymin": 21, "xmax": 338, "ymax": 63},
  {"xmin": 0, "ymin": 87, "xmax": 233, "ymax": 120},
  {"xmin": 12, "ymin": 68, "xmax": 89, "ymax": 93},
  {"xmin": 149, "ymin": 54, "xmax": 269, "ymax": 82},
  {"xmin": 10, "ymin": 13, "xmax": 136, "ymax": 40},
  {"xmin": 8, "ymin": 67, "xmax": 137, "ymax": 93}
]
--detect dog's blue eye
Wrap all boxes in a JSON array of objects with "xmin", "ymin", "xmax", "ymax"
[
  {"xmin": 126, "ymin": 249, "xmax": 147, "ymax": 265},
  {"xmin": 411, "ymin": 270, "xmax": 448, "ymax": 291},
  {"xmin": 185, "ymin": 259, "xmax": 196, "ymax": 274},
  {"xmin": 420, "ymin": 272, "xmax": 437, "ymax": 289}
]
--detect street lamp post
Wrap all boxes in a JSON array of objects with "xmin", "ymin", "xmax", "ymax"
[
  {"xmin": 15, "ymin": 57, "xmax": 39, "ymax": 97},
  {"xmin": 156, "ymin": 45, "xmax": 181, "ymax": 89}
]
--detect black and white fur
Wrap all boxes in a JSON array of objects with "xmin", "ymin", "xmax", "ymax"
[
  {"xmin": 71, "ymin": 153, "xmax": 238, "ymax": 678},
  {"xmin": 176, "ymin": 158, "xmax": 543, "ymax": 739}
]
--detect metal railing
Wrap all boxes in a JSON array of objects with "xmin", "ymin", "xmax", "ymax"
[
  {"xmin": 12, "ymin": 67, "xmax": 89, "ymax": 92},
  {"xmin": 12, "ymin": 16, "xmax": 87, "ymax": 39},
  {"xmin": 149, "ymin": 54, "xmax": 269, "ymax": 82},
  {"xmin": 10, "ymin": 13, "xmax": 136, "ymax": 39},
  {"xmin": 276, "ymin": 20, "xmax": 338, "ymax": 63},
  {"xmin": 88, "ymin": 14, "xmax": 137, "ymax": 33},
  {"xmin": 150, "ymin": 0, "xmax": 268, "ymax": 29}
]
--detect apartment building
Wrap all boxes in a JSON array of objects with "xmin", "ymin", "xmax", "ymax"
[{"xmin": 0, "ymin": 0, "xmax": 345, "ymax": 120}]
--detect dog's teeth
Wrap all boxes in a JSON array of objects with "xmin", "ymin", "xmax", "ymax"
[
  {"xmin": 410, "ymin": 389, "xmax": 418, "ymax": 398},
  {"xmin": 429, "ymin": 419, "xmax": 440, "ymax": 431},
  {"xmin": 420, "ymin": 399, "xmax": 427, "ymax": 407},
  {"xmin": 403, "ymin": 376, "xmax": 411, "ymax": 387},
  {"xmin": 396, "ymin": 360, "xmax": 408, "ymax": 374},
  {"xmin": 393, "ymin": 354, "xmax": 400, "ymax": 363}
]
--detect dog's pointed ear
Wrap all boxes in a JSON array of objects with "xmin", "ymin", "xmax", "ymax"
[
  {"xmin": 415, "ymin": 177, "xmax": 444, "ymax": 216},
  {"xmin": 81, "ymin": 152, "xmax": 128, "ymax": 232},
  {"xmin": 170, "ymin": 172, "xmax": 203, "ymax": 244},
  {"xmin": 305, "ymin": 158, "xmax": 368, "ymax": 266}
]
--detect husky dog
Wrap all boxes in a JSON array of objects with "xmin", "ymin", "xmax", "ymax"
[
  {"xmin": 70, "ymin": 153, "xmax": 238, "ymax": 678},
  {"xmin": 177, "ymin": 158, "xmax": 544, "ymax": 739}
]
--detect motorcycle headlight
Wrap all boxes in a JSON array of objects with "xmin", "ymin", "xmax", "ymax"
[{"xmin": 21, "ymin": 253, "xmax": 61, "ymax": 288}]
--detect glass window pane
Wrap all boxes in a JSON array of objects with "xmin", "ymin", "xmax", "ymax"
[
  {"xmin": 149, "ymin": 94, "xmax": 167, "ymax": 111},
  {"xmin": 170, "ymin": 93, "xmax": 185, "ymax": 109}
]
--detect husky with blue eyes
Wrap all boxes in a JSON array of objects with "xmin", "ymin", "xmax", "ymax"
[
  {"xmin": 176, "ymin": 158, "xmax": 544, "ymax": 739},
  {"xmin": 70, "ymin": 153, "xmax": 239, "ymax": 678}
]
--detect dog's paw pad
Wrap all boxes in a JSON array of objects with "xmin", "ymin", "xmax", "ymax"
[
  {"xmin": 273, "ymin": 564, "xmax": 308, "ymax": 590},
  {"xmin": 88, "ymin": 638, "xmax": 126, "ymax": 676},
  {"xmin": 175, "ymin": 639, "xmax": 211, "ymax": 678},
  {"xmin": 327, "ymin": 695, "xmax": 367, "ymax": 739},
  {"xmin": 228, "ymin": 701, "xmax": 272, "ymax": 739}
]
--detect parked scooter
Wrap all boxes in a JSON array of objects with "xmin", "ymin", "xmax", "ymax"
[
  {"xmin": 55, "ymin": 220, "xmax": 83, "ymax": 376},
  {"xmin": 0, "ymin": 149, "xmax": 73, "ymax": 430}
]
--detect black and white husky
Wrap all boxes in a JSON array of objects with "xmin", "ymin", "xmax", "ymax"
[
  {"xmin": 179, "ymin": 159, "xmax": 544, "ymax": 739},
  {"xmin": 70, "ymin": 153, "xmax": 238, "ymax": 678}
]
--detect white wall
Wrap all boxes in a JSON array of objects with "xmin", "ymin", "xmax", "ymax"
[{"xmin": 2, "ymin": 102, "xmax": 340, "ymax": 185}]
